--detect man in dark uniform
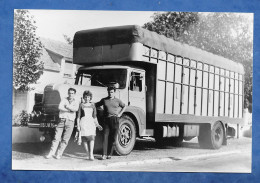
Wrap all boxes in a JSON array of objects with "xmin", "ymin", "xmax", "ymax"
[{"xmin": 96, "ymin": 86, "xmax": 126, "ymax": 160}]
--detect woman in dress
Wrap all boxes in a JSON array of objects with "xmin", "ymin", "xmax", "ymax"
[{"xmin": 77, "ymin": 90, "xmax": 103, "ymax": 160}]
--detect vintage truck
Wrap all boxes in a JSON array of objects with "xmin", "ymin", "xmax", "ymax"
[{"xmin": 29, "ymin": 25, "xmax": 245, "ymax": 155}]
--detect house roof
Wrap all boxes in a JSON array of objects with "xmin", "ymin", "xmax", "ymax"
[
  {"xmin": 41, "ymin": 48, "xmax": 60, "ymax": 71},
  {"xmin": 40, "ymin": 38, "xmax": 73, "ymax": 71},
  {"xmin": 41, "ymin": 37, "xmax": 73, "ymax": 59}
]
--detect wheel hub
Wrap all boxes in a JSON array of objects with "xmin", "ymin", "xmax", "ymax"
[
  {"xmin": 214, "ymin": 127, "xmax": 223, "ymax": 142},
  {"xmin": 119, "ymin": 124, "xmax": 132, "ymax": 147}
]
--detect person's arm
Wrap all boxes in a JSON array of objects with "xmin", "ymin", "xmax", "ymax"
[
  {"xmin": 76, "ymin": 104, "xmax": 81, "ymax": 131},
  {"xmin": 92, "ymin": 104, "xmax": 102, "ymax": 130},
  {"xmin": 59, "ymin": 99, "xmax": 69, "ymax": 112},
  {"xmin": 117, "ymin": 105, "xmax": 126, "ymax": 118},
  {"xmin": 66, "ymin": 101, "xmax": 79, "ymax": 112},
  {"xmin": 95, "ymin": 98, "xmax": 103, "ymax": 108},
  {"xmin": 117, "ymin": 100, "xmax": 126, "ymax": 118},
  {"xmin": 94, "ymin": 118, "xmax": 103, "ymax": 130}
]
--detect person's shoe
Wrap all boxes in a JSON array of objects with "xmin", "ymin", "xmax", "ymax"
[
  {"xmin": 89, "ymin": 156, "xmax": 94, "ymax": 161},
  {"xmin": 45, "ymin": 154, "xmax": 54, "ymax": 159},
  {"xmin": 100, "ymin": 155, "xmax": 106, "ymax": 160},
  {"xmin": 107, "ymin": 155, "xmax": 111, "ymax": 159},
  {"xmin": 54, "ymin": 155, "xmax": 61, "ymax": 159}
]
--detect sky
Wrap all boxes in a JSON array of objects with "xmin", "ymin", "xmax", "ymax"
[
  {"xmin": 29, "ymin": 10, "xmax": 156, "ymax": 43},
  {"xmin": 28, "ymin": 10, "xmax": 253, "ymax": 44}
]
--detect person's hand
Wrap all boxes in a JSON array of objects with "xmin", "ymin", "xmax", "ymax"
[
  {"xmin": 65, "ymin": 104, "xmax": 70, "ymax": 111},
  {"xmin": 77, "ymin": 137, "xmax": 82, "ymax": 145},
  {"xmin": 97, "ymin": 125, "xmax": 103, "ymax": 131},
  {"xmin": 66, "ymin": 105, "xmax": 73, "ymax": 112},
  {"xmin": 117, "ymin": 114, "xmax": 121, "ymax": 118},
  {"xmin": 77, "ymin": 126, "xmax": 80, "ymax": 132}
]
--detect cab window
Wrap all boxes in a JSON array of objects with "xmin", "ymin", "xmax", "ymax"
[{"xmin": 130, "ymin": 72, "xmax": 142, "ymax": 92}]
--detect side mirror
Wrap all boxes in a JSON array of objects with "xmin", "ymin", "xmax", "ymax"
[{"xmin": 140, "ymin": 74, "xmax": 144, "ymax": 80}]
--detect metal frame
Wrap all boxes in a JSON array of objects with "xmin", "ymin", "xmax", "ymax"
[{"xmin": 144, "ymin": 46, "xmax": 244, "ymax": 121}]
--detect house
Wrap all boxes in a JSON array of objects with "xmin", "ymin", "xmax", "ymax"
[{"xmin": 12, "ymin": 38, "xmax": 78, "ymax": 118}]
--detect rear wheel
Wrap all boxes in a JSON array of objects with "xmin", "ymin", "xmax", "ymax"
[
  {"xmin": 198, "ymin": 122, "xmax": 224, "ymax": 149},
  {"xmin": 114, "ymin": 115, "xmax": 136, "ymax": 155}
]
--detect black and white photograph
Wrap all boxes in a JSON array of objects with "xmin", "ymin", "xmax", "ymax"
[{"xmin": 12, "ymin": 10, "xmax": 253, "ymax": 172}]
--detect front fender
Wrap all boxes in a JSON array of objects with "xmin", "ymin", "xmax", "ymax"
[
  {"xmin": 124, "ymin": 106, "xmax": 146, "ymax": 137},
  {"xmin": 96, "ymin": 106, "xmax": 146, "ymax": 137}
]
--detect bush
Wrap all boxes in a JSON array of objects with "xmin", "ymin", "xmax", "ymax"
[{"xmin": 13, "ymin": 110, "xmax": 31, "ymax": 126}]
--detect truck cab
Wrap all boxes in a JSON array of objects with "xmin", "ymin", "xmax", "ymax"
[
  {"xmin": 75, "ymin": 65, "xmax": 146, "ymax": 112},
  {"xmin": 74, "ymin": 65, "xmax": 147, "ymax": 155}
]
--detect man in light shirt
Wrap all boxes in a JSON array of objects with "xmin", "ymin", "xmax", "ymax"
[{"xmin": 45, "ymin": 88, "xmax": 79, "ymax": 159}]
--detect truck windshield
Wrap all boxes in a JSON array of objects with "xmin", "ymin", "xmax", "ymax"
[{"xmin": 76, "ymin": 69, "xmax": 127, "ymax": 89}]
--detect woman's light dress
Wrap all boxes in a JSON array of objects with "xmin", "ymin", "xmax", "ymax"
[{"xmin": 79, "ymin": 103, "xmax": 97, "ymax": 136}]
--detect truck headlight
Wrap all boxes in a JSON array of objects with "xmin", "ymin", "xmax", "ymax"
[{"xmin": 40, "ymin": 135, "xmax": 45, "ymax": 142}]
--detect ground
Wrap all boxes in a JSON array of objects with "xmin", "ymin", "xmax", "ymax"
[{"xmin": 12, "ymin": 136, "xmax": 252, "ymax": 172}]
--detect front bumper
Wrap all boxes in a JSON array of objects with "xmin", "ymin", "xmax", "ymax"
[
  {"xmin": 28, "ymin": 113, "xmax": 59, "ymax": 128},
  {"xmin": 28, "ymin": 122, "xmax": 58, "ymax": 128}
]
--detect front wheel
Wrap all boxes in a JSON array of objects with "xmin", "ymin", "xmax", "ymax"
[{"xmin": 114, "ymin": 115, "xmax": 136, "ymax": 155}]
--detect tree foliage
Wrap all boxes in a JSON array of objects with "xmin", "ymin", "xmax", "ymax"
[
  {"xmin": 144, "ymin": 12, "xmax": 253, "ymax": 107},
  {"xmin": 63, "ymin": 34, "xmax": 73, "ymax": 45},
  {"xmin": 181, "ymin": 13, "xmax": 253, "ymax": 106},
  {"xmin": 13, "ymin": 10, "xmax": 44, "ymax": 91},
  {"xmin": 143, "ymin": 12, "xmax": 199, "ymax": 41}
]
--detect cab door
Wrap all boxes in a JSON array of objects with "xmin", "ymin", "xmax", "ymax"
[{"xmin": 128, "ymin": 70, "xmax": 146, "ymax": 113}]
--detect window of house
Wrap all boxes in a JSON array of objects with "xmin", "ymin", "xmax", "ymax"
[{"xmin": 64, "ymin": 60, "xmax": 73, "ymax": 78}]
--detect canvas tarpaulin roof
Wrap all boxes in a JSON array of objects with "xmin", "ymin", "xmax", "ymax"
[{"xmin": 73, "ymin": 25, "xmax": 244, "ymax": 73}]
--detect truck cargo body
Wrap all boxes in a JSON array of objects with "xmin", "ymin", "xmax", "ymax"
[{"xmin": 73, "ymin": 25, "xmax": 244, "ymax": 132}]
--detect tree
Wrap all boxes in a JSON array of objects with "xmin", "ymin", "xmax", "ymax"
[
  {"xmin": 143, "ymin": 12, "xmax": 199, "ymax": 41},
  {"xmin": 13, "ymin": 9, "xmax": 44, "ymax": 91},
  {"xmin": 63, "ymin": 34, "xmax": 73, "ymax": 45},
  {"xmin": 143, "ymin": 12, "xmax": 253, "ymax": 106}
]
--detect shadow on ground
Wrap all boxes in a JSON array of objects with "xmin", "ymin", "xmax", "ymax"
[
  {"xmin": 134, "ymin": 137, "xmax": 200, "ymax": 150},
  {"xmin": 12, "ymin": 142, "xmax": 51, "ymax": 156},
  {"xmin": 12, "ymin": 137, "xmax": 201, "ymax": 159}
]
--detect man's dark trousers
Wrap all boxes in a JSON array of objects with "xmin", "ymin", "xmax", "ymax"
[{"xmin": 103, "ymin": 116, "xmax": 120, "ymax": 156}]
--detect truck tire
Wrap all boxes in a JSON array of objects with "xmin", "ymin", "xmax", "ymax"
[
  {"xmin": 114, "ymin": 115, "xmax": 136, "ymax": 155},
  {"xmin": 198, "ymin": 121, "xmax": 224, "ymax": 149}
]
